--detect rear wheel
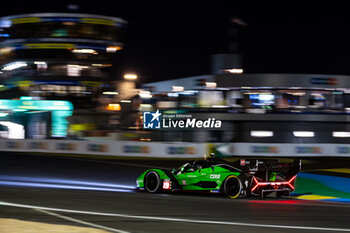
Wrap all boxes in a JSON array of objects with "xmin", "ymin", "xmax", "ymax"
[
  {"xmin": 222, "ymin": 175, "xmax": 242, "ymax": 199},
  {"xmin": 144, "ymin": 171, "xmax": 161, "ymax": 193}
]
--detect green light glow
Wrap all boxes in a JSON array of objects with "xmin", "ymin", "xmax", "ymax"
[{"xmin": 0, "ymin": 99, "xmax": 73, "ymax": 137}]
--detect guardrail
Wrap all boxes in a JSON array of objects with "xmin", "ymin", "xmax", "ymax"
[{"xmin": 1, "ymin": 139, "xmax": 350, "ymax": 158}]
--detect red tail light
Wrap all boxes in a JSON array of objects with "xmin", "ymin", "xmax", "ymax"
[
  {"xmin": 287, "ymin": 175, "xmax": 297, "ymax": 190},
  {"xmin": 251, "ymin": 177, "xmax": 260, "ymax": 192},
  {"xmin": 251, "ymin": 175, "xmax": 297, "ymax": 192}
]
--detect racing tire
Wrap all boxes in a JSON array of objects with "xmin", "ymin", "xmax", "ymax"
[
  {"xmin": 222, "ymin": 175, "xmax": 242, "ymax": 199},
  {"xmin": 144, "ymin": 171, "xmax": 162, "ymax": 193}
]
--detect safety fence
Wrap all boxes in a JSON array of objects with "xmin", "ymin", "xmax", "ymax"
[
  {"xmin": 212, "ymin": 143, "xmax": 350, "ymax": 157},
  {"xmin": 1, "ymin": 139, "xmax": 350, "ymax": 158},
  {"xmin": 0, "ymin": 139, "xmax": 207, "ymax": 158}
]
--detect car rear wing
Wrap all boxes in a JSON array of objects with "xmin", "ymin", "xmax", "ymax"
[
  {"xmin": 237, "ymin": 158, "xmax": 300, "ymax": 170},
  {"xmin": 234, "ymin": 158, "xmax": 301, "ymax": 180}
]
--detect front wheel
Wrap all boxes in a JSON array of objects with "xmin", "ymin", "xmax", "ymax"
[
  {"xmin": 222, "ymin": 175, "xmax": 242, "ymax": 199},
  {"xmin": 144, "ymin": 171, "xmax": 161, "ymax": 193}
]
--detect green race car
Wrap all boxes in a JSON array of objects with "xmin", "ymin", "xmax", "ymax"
[{"xmin": 136, "ymin": 155, "xmax": 300, "ymax": 199}]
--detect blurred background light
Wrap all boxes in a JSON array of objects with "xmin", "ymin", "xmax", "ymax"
[
  {"xmin": 103, "ymin": 91, "xmax": 119, "ymax": 95},
  {"xmin": 106, "ymin": 46, "xmax": 121, "ymax": 53},
  {"xmin": 0, "ymin": 20, "xmax": 11, "ymax": 28},
  {"xmin": 333, "ymin": 132, "xmax": 350, "ymax": 138},
  {"xmin": 223, "ymin": 68, "xmax": 243, "ymax": 74},
  {"xmin": 172, "ymin": 86, "xmax": 184, "ymax": 92},
  {"xmin": 167, "ymin": 92, "xmax": 179, "ymax": 97},
  {"xmin": 72, "ymin": 49, "xmax": 98, "ymax": 54},
  {"xmin": 293, "ymin": 131, "xmax": 315, "ymax": 137},
  {"xmin": 205, "ymin": 82, "xmax": 217, "ymax": 88},
  {"xmin": 107, "ymin": 103, "xmax": 121, "ymax": 111},
  {"xmin": 34, "ymin": 61, "xmax": 46, "ymax": 65},
  {"xmin": 123, "ymin": 73, "xmax": 138, "ymax": 80},
  {"xmin": 250, "ymin": 131, "xmax": 274, "ymax": 137},
  {"xmin": 139, "ymin": 91, "xmax": 152, "ymax": 98},
  {"xmin": 2, "ymin": 62, "xmax": 27, "ymax": 71}
]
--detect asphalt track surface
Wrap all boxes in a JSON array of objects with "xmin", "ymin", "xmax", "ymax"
[{"xmin": 1, "ymin": 152, "xmax": 350, "ymax": 233}]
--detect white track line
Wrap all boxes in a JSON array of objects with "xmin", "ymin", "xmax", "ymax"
[
  {"xmin": 1, "ymin": 201, "xmax": 350, "ymax": 232},
  {"xmin": 36, "ymin": 209, "xmax": 130, "ymax": 233}
]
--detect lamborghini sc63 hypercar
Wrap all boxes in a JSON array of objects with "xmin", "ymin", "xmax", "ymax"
[{"xmin": 136, "ymin": 156, "xmax": 300, "ymax": 199}]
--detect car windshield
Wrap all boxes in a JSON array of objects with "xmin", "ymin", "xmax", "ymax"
[{"xmin": 173, "ymin": 163, "xmax": 191, "ymax": 175}]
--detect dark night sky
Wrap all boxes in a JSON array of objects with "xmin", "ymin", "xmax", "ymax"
[{"xmin": 2, "ymin": 1, "xmax": 350, "ymax": 82}]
